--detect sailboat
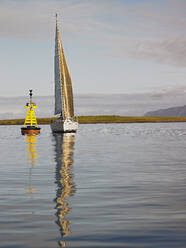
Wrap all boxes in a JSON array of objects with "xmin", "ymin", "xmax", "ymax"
[{"xmin": 50, "ymin": 14, "xmax": 78, "ymax": 133}]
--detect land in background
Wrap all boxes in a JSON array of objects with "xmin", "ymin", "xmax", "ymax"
[{"xmin": 1, "ymin": 116, "xmax": 186, "ymax": 125}]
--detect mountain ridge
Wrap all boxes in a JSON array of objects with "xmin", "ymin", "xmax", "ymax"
[{"xmin": 145, "ymin": 105, "xmax": 186, "ymax": 117}]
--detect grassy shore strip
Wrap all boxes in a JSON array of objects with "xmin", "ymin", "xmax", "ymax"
[
  {"xmin": 1, "ymin": 116, "xmax": 186, "ymax": 125},
  {"xmin": 78, "ymin": 116, "xmax": 186, "ymax": 123}
]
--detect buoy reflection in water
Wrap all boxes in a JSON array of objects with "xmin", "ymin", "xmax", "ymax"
[{"xmin": 25, "ymin": 134, "xmax": 38, "ymax": 194}]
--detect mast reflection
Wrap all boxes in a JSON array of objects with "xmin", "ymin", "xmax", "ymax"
[
  {"xmin": 25, "ymin": 134, "xmax": 38, "ymax": 194},
  {"xmin": 53, "ymin": 133, "xmax": 76, "ymax": 247}
]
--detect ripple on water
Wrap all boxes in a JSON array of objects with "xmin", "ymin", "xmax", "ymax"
[{"xmin": 0, "ymin": 123, "xmax": 186, "ymax": 247}]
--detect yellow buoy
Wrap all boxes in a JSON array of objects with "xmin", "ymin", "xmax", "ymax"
[{"xmin": 21, "ymin": 90, "xmax": 41, "ymax": 135}]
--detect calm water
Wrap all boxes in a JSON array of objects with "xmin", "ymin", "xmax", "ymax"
[{"xmin": 0, "ymin": 123, "xmax": 186, "ymax": 248}]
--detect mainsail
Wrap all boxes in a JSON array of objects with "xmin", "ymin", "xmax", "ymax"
[{"xmin": 54, "ymin": 14, "xmax": 74, "ymax": 119}]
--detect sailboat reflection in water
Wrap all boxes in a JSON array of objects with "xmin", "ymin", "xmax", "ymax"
[
  {"xmin": 53, "ymin": 133, "xmax": 76, "ymax": 247},
  {"xmin": 25, "ymin": 135, "xmax": 38, "ymax": 194}
]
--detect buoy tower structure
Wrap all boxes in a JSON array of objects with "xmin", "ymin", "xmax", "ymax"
[{"xmin": 21, "ymin": 90, "xmax": 41, "ymax": 135}]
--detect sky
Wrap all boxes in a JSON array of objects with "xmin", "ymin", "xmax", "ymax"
[
  {"xmin": 1, "ymin": 89, "xmax": 186, "ymax": 119},
  {"xmin": 0, "ymin": 0, "xmax": 186, "ymax": 97}
]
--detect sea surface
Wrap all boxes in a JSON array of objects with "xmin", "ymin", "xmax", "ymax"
[{"xmin": 0, "ymin": 123, "xmax": 186, "ymax": 248}]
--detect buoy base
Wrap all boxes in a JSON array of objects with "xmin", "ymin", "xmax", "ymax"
[{"xmin": 21, "ymin": 126, "xmax": 41, "ymax": 135}]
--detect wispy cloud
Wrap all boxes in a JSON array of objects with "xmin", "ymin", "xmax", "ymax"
[
  {"xmin": 0, "ymin": 0, "xmax": 186, "ymax": 97},
  {"xmin": 1, "ymin": 0, "xmax": 186, "ymax": 38},
  {"xmin": 113, "ymin": 38, "xmax": 186, "ymax": 67},
  {"xmin": 1, "ymin": 88, "xmax": 186, "ymax": 119}
]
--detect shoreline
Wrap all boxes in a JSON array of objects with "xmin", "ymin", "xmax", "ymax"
[{"xmin": 1, "ymin": 116, "xmax": 186, "ymax": 125}]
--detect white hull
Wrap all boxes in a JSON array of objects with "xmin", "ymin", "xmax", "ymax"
[{"xmin": 50, "ymin": 118, "xmax": 78, "ymax": 133}]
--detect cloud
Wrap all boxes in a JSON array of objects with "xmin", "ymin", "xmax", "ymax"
[
  {"xmin": 1, "ymin": 89, "xmax": 186, "ymax": 119},
  {"xmin": 0, "ymin": 0, "xmax": 122, "ymax": 41},
  {"xmin": 0, "ymin": 0, "xmax": 55, "ymax": 40},
  {"xmin": 123, "ymin": 38, "xmax": 186, "ymax": 67},
  {"xmin": 1, "ymin": 0, "xmax": 186, "ymax": 39},
  {"xmin": 0, "ymin": 0, "xmax": 186, "ymax": 69}
]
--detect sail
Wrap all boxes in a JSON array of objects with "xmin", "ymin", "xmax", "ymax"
[
  {"xmin": 54, "ymin": 20, "xmax": 63, "ymax": 115},
  {"xmin": 55, "ymin": 15, "xmax": 74, "ymax": 118},
  {"xmin": 60, "ymin": 51, "xmax": 74, "ymax": 119}
]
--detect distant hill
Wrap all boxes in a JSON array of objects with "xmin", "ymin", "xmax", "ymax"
[{"xmin": 145, "ymin": 105, "xmax": 186, "ymax": 117}]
